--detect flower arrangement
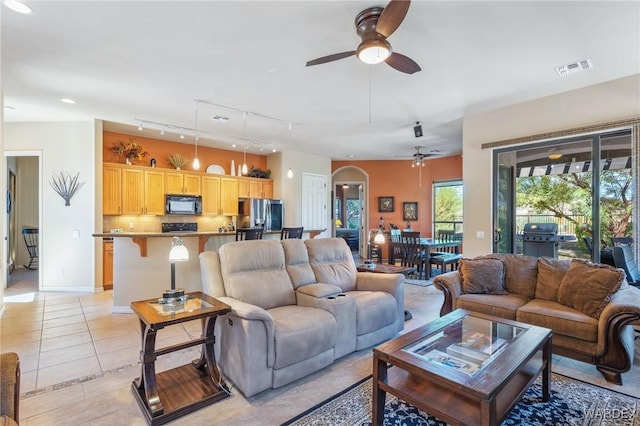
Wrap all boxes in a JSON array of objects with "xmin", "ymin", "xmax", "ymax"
[
  {"xmin": 167, "ymin": 153, "xmax": 188, "ymax": 170},
  {"xmin": 111, "ymin": 138, "xmax": 148, "ymax": 163}
]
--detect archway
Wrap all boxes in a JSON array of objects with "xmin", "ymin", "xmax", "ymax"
[{"xmin": 332, "ymin": 166, "xmax": 369, "ymax": 258}]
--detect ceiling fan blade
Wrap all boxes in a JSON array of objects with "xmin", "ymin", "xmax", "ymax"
[
  {"xmin": 385, "ymin": 52, "xmax": 421, "ymax": 74},
  {"xmin": 306, "ymin": 51, "xmax": 356, "ymax": 67},
  {"xmin": 376, "ymin": 0, "xmax": 411, "ymax": 38}
]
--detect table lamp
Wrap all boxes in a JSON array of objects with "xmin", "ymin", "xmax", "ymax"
[
  {"xmin": 374, "ymin": 230, "xmax": 385, "ymax": 244},
  {"xmin": 160, "ymin": 236, "xmax": 189, "ymax": 304}
]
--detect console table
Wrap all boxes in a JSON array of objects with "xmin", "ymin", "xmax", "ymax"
[{"xmin": 130, "ymin": 291, "xmax": 231, "ymax": 425}]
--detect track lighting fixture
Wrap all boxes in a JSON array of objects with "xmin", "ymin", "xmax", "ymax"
[
  {"xmin": 138, "ymin": 121, "xmax": 143, "ymax": 131},
  {"xmin": 180, "ymin": 132, "xmax": 184, "ymax": 139},
  {"xmin": 193, "ymin": 102, "xmax": 200, "ymax": 170},
  {"xmin": 160, "ymin": 127, "xmax": 165, "ymax": 136}
]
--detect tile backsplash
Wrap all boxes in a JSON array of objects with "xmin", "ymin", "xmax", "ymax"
[{"xmin": 103, "ymin": 215, "xmax": 235, "ymax": 233}]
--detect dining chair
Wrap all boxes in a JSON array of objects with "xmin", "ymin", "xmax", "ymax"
[
  {"xmin": 400, "ymin": 232, "xmax": 426, "ymax": 279},
  {"xmin": 236, "ymin": 228, "xmax": 264, "ymax": 241},
  {"xmin": 280, "ymin": 227, "xmax": 304, "ymax": 239},
  {"xmin": 389, "ymin": 229, "xmax": 402, "ymax": 265}
]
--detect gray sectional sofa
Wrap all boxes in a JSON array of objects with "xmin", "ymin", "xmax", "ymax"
[{"xmin": 199, "ymin": 237, "xmax": 404, "ymax": 397}]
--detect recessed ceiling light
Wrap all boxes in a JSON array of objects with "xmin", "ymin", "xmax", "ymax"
[
  {"xmin": 347, "ymin": 154, "xmax": 356, "ymax": 159},
  {"xmin": 60, "ymin": 98, "xmax": 76, "ymax": 104},
  {"xmin": 210, "ymin": 115, "xmax": 230, "ymax": 122},
  {"xmin": 4, "ymin": 0, "xmax": 33, "ymax": 14}
]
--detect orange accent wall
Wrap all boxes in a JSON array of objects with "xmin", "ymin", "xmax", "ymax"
[
  {"xmin": 103, "ymin": 131, "xmax": 267, "ymax": 174},
  {"xmin": 332, "ymin": 155, "xmax": 462, "ymax": 238}
]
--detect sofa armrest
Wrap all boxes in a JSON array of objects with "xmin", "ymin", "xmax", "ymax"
[
  {"xmin": 296, "ymin": 283, "xmax": 343, "ymax": 298},
  {"xmin": 217, "ymin": 296, "xmax": 276, "ymax": 367},
  {"xmin": 433, "ymin": 271, "xmax": 463, "ymax": 316},
  {"xmin": 597, "ymin": 286, "xmax": 640, "ymax": 349},
  {"xmin": 355, "ymin": 272, "xmax": 403, "ymax": 297}
]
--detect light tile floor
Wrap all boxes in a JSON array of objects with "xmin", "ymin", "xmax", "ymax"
[{"xmin": 1, "ymin": 268, "xmax": 638, "ymax": 425}]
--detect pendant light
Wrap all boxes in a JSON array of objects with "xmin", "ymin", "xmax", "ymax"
[
  {"xmin": 193, "ymin": 102, "xmax": 200, "ymax": 170},
  {"xmin": 241, "ymin": 112, "xmax": 248, "ymax": 175}
]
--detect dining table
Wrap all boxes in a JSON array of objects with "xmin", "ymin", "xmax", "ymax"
[{"xmin": 388, "ymin": 237, "xmax": 462, "ymax": 279}]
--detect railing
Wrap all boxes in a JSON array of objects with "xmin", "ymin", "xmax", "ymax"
[{"xmin": 515, "ymin": 214, "xmax": 588, "ymax": 236}]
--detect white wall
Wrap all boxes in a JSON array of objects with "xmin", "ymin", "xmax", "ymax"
[
  {"xmin": 4, "ymin": 122, "xmax": 96, "ymax": 291},
  {"xmin": 268, "ymin": 149, "xmax": 332, "ymax": 232},
  {"xmin": 462, "ymin": 74, "xmax": 640, "ymax": 256}
]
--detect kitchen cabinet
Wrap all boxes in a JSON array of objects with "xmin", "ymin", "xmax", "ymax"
[
  {"xmin": 239, "ymin": 177, "xmax": 273, "ymax": 199},
  {"xmin": 103, "ymin": 165, "xmax": 122, "ymax": 215},
  {"xmin": 103, "ymin": 240, "xmax": 113, "ymax": 289},
  {"xmin": 165, "ymin": 171, "xmax": 201, "ymax": 195},
  {"xmin": 202, "ymin": 176, "xmax": 239, "ymax": 215},
  {"xmin": 122, "ymin": 167, "xmax": 165, "ymax": 215}
]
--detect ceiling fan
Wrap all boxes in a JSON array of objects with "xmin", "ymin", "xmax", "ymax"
[
  {"xmin": 396, "ymin": 146, "xmax": 440, "ymax": 167},
  {"xmin": 306, "ymin": 0, "xmax": 421, "ymax": 74}
]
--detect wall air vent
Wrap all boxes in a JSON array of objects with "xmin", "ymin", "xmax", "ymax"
[{"xmin": 555, "ymin": 59, "xmax": 593, "ymax": 77}]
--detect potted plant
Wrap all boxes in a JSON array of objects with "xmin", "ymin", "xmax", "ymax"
[{"xmin": 111, "ymin": 138, "xmax": 148, "ymax": 164}]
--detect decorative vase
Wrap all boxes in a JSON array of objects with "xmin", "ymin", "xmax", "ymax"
[
  {"xmin": 125, "ymin": 157, "xmax": 132, "ymax": 165},
  {"xmin": 231, "ymin": 160, "xmax": 236, "ymax": 176}
]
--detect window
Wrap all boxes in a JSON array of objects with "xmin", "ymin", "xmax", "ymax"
[{"xmin": 433, "ymin": 180, "xmax": 463, "ymax": 236}]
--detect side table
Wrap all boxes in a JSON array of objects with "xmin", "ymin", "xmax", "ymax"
[{"xmin": 130, "ymin": 291, "xmax": 231, "ymax": 426}]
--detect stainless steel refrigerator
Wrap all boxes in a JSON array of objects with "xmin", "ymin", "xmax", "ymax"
[{"xmin": 237, "ymin": 199, "xmax": 284, "ymax": 231}]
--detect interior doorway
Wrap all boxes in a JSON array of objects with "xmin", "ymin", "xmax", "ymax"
[
  {"xmin": 5, "ymin": 153, "xmax": 41, "ymax": 291},
  {"xmin": 332, "ymin": 166, "xmax": 369, "ymax": 257}
]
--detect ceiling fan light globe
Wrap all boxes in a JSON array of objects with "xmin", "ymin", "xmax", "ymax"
[{"xmin": 356, "ymin": 39, "xmax": 391, "ymax": 64}]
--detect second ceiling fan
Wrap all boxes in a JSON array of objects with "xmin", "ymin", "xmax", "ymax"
[{"xmin": 306, "ymin": 0, "xmax": 421, "ymax": 74}]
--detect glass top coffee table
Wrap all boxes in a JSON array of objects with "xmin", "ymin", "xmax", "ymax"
[{"xmin": 372, "ymin": 309, "xmax": 552, "ymax": 425}]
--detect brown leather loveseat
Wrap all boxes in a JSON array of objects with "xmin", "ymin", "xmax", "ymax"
[{"xmin": 434, "ymin": 254, "xmax": 640, "ymax": 385}]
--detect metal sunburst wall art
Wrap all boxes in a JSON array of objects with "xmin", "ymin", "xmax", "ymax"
[{"xmin": 50, "ymin": 171, "xmax": 84, "ymax": 206}]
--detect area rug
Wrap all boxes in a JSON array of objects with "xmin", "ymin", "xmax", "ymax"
[
  {"xmin": 403, "ymin": 278, "xmax": 432, "ymax": 287},
  {"xmin": 281, "ymin": 373, "xmax": 640, "ymax": 426}
]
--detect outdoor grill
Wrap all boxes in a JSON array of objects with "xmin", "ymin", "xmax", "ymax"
[{"xmin": 522, "ymin": 223, "xmax": 576, "ymax": 258}]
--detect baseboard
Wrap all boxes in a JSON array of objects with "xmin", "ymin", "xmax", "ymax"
[{"xmin": 112, "ymin": 305, "xmax": 133, "ymax": 314}]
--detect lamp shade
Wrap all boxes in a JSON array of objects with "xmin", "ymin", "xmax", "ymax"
[
  {"xmin": 169, "ymin": 237, "xmax": 189, "ymax": 262},
  {"xmin": 374, "ymin": 231, "xmax": 385, "ymax": 244}
]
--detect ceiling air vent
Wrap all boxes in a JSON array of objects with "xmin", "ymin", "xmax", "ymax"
[{"xmin": 555, "ymin": 59, "xmax": 593, "ymax": 77}]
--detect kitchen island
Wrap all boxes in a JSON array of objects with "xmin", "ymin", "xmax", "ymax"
[{"xmin": 93, "ymin": 230, "xmax": 325, "ymax": 313}]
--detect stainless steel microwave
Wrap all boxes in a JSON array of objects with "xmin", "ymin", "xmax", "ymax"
[{"xmin": 165, "ymin": 194, "xmax": 202, "ymax": 215}]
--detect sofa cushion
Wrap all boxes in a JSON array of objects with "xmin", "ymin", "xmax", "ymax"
[
  {"xmin": 535, "ymin": 257, "xmax": 571, "ymax": 302},
  {"xmin": 269, "ymin": 305, "xmax": 336, "ymax": 369},
  {"xmin": 557, "ymin": 260, "xmax": 625, "ymax": 319},
  {"xmin": 517, "ymin": 299, "xmax": 598, "ymax": 342},
  {"xmin": 459, "ymin": 257, "xmax": 508, "ymax": 295},
  {"xmin": 305, "ymin": 238, "xmax": 358, "ymax": 292},
  {"xmin": 488, "ymin": 254, "xmax": 538, "ymax": 298},
  {"xmin": 219, "ymin": 240, "xmax": 296, "ymax": 310},
  {"xmin": 281, "ymin": 239, "xmax": 316, "ymax": 288},
  {"xmin": 345, "ymin": 291, "xmax": 397, "ymax": 335},
  {"xmin": 455, "ymin": 293, "xmax": 530, "ymax": 320}
]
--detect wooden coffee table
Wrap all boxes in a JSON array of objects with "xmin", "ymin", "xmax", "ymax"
[{"xmin": 372, "ymin": 309, "xmax": 552, "ymax": 426}]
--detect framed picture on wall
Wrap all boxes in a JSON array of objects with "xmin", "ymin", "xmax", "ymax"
[
  {"xmin": 403, "ymin": 202, "xmax": 418, "ymax": 221},
  {"xmin": 378, "ymin": 196, "xmax": 394, "ymax": 212}
]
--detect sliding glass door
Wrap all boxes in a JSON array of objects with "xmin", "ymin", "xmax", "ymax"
[{"xmin": 493, "ymin": 129, "xmax": 634, "ymax": 261}]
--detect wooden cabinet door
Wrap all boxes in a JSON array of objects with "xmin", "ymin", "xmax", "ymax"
[
  {"xmin": 103, "ymin": 241, "xmax": 113, "ymax": 288},
  {"xmin": 262, "ymin": 180, "xmax": 274, "ymax": 199},
  {"xmin": 122, "ymin": 168, "xmax": 145, "ymax": 214},
  {"xmin": 144, "ymin": 170, "xmax": 165, "ymax": 215},
  {"xmin": 201, "ymin": 176, "xmax": 221, "ymax": 215},
  {"xmin": 165, "ymin": 171, "xmax": 184, "ymax": 194},
  {"xmin": 238, "ymin": 177, "xmax": 250, "ymax": 198},
  {"xmin": 249, "ymin": 180, "xmax": 262, "ymax": 198},
  {"xmin": 220, "ymin": 177, "xmax": 239, "ymax": 215},
  {"xmin": 183, "ymin": 174, "xmax": 201, "ymax": 195},
  {"xmin": 103, "ymin": 165, "xmax": 122, "ymax": 215}
]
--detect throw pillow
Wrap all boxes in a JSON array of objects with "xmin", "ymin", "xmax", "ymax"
[
  {"xmin": 535, "ymin": 257, "xmax": 572, "ymax": 302},
  {"xmin": 459, "ymin": 257, "xmax": 508, "ymax": 295},
  {"xmin": 557, "ymin": 259, "xmax": 624, "ymax": 319},
  {"xmin": 488, "ymin": 254, "xmax": 538, "ymax": 298}
]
